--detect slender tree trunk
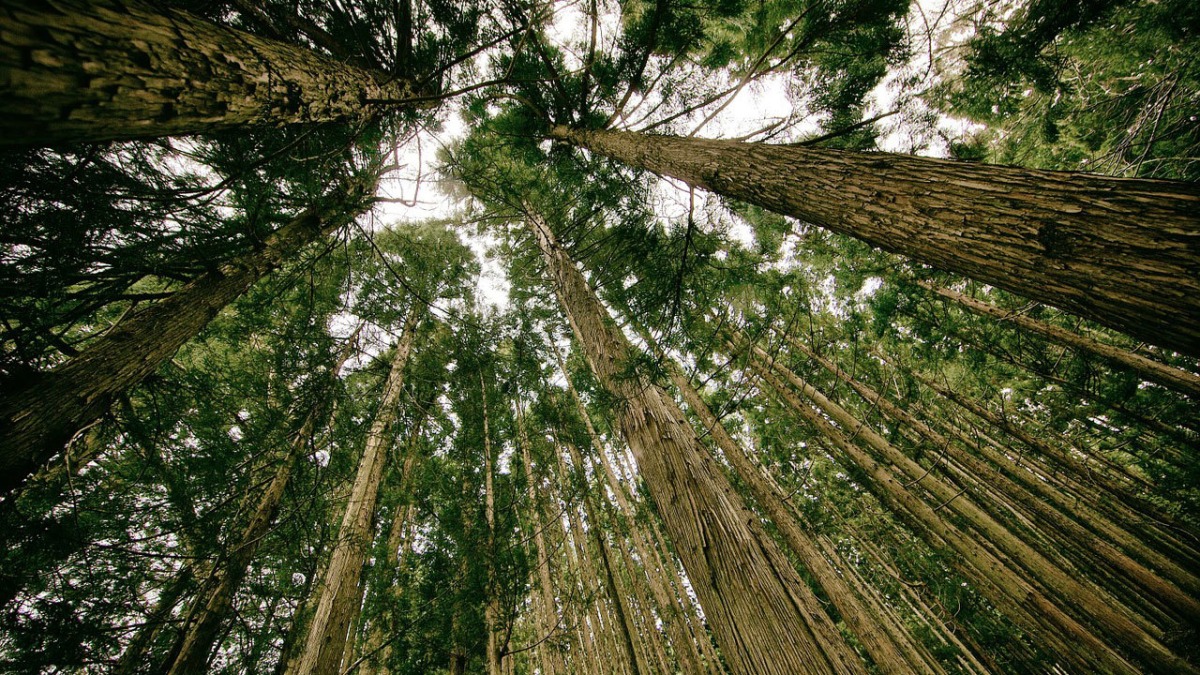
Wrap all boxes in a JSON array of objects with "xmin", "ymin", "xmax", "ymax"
[
  {"xmin": 166, "ymin": 325, "xmax": 362, "ymax": 675},
  {"xmin": 645, "ymin": 332, "xmax": 941, "ymax": 675},
  {"xmin": 787, "ymin": 334, "xmax": 1200, "ymax": 618},
  {"xmin": 561, "ymin": 439, "xmax": 649, "ymax": 675},
  {"xmin": 360, "ymin": 411, "xmax": 428, "ymax": 675},
  {"xmin": 0, "ymin": 0, "xmax": 427, "ymax": 146},
  {"xmin": 289, "ymin": 306, "xmax": 420, "ymax": 675},
  {"xmin": 526, "ymin": 210, "xmax": 865, "ymax": 675},
  {"xmin": 0, "ymin": 174, "xmax": 377, "ymax": 498},
  {"xmin": 516, "ymin": 403, "xmax": 566, "ymax": 675},
  {"xmin": 549, "ymin": 125, "xmax": 1200, "ymax": 357},
  {"xmin": 743, "ymin": 341, "xmax": 1195, "ymax": 674},
  {"xmin": 482, "ymin": 371, "xmax": 504, "ymax": 675},
  {"xmin": 919, "ymin": 282, "xmax": 1200, "ymax": 398}
]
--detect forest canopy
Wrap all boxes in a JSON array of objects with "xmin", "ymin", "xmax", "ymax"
[{"xmin": 0, "ymin": 0, "xmax": 1198, "ymax": 673}]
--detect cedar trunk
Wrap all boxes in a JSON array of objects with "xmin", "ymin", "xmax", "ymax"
[
  {"xmin": 527, "ymin": 211, "xmax": 864, "ymax": 675},
  {"xmin": 289, "ymin": 307, "xmax": 420, "ymax": 675},
  {"xmin": 0, "ymin": 0, "xmax": 425, "ymax": 146},
  {"xmin": 549, "ymin": 126, "xmax": 1200, "ymax": 357},
  {"xmin": 0, "ymin": 177, "xmax": 375, "ymax": 497},
  {"xmin": 165, "ymin": 327, "xmax": 362, "ymax": 675}
]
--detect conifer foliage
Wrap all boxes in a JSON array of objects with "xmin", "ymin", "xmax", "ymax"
[{"xmin": 1, "ymin": 0, "xmax": 1197, "ymax": 673}]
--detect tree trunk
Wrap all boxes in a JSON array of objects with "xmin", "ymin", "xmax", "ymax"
[
  {"xmin": 289, "ymin": 306, "xmax": 420, "ymax": 675},
  {"xmin": 515, "ymin": 402, "xmax": 566, "ymax": 675},
  {"xmin": 482, "ymin": 371, "xmax": 504, "ymax": 675},
  {"xmin": 546, "ymin": 340, "xmax": 714, "ymax": 674},
  {"xmin": 919, "ymin": 282, "xmax": 1200, "ymax": 398},
  {"xmin": 548, "ymin": 125, "xmax": 1200, "ymax": 357},
  {"xmin": 646, "ymin": 332, "xmax": 941, "ymax": 675},
  {"xmin": 743, "ymin": 341, "xmax": 1195, "ymax": 674},
  {"xmin": 526, "ymin": 210, "xmax": 865, "ymax": 675},
  {"xmin": 0, "ymin": 174, "xmax": 377, "ymax": 498},
  {"xmin": 787, "ymin": 334, "xmax": 1200, "ymax": 615},
  {"xmin": 360, "ymin": 410, "xmax": 428, "ymax": 675},
  {"xmin": 166, "ymin": 325, "xmax": 362, "ymax": 675},
  {"xmin": 0, "ymin": 0, "xmax": 427, "ymax": 146}
]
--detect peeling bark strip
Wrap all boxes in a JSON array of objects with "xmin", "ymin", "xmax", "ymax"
[
  {"xmin": 0, "ymin": 173, "xmax": 377, "ymax": 498},
  {"xmin": 526, "ymin": 211, "xmax": 865, "ymax": 675},
  {"xmin": 548, "ymin": 126, "xmax": 1200, "ymax": 358},
  {"xmin": 0, "ymin": 0, "xmax": 426, "ymax": 146}
]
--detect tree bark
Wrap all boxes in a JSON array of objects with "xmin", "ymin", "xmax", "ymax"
[
  {"xmin": 0, "ymin": 174, "xmax": 377, "ymax": 498},
  {"xmin": 0, "ymin": 0, "xmax": 427, "ymax": 146},
  {"xmin": 526, "ymin": 210, "xmax": 865, "ymax": 675},
  {"xmin": 919, "ymin": 282, "xmax": 1200, "ymax": 398},
  {"xmin": 548, "ymin": 125, "xmax": 1200, "ymax": 357},
  {"xmin": 289, "ymin": 306, "xmax": 420, "ymax": 675},
  {"xmin": 743, "ymin": 340, "xmax": 1195, "ymax": 674},
  {"xmin": 646, "ymin": 332, "xmax": 941, "ymax": 675}
]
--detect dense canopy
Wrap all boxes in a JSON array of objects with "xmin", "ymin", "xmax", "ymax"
[{"xmin": 0, "ymin": 0, "xmax": 1197, "ymax": 673}]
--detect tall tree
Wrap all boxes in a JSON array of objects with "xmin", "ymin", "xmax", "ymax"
[
  {"xmin": 0, "ymin": 169, "xmax": 379, "ymax": 497},
  {"xmin": 290, "ymin": 305, "xmax": 421, "ymax": 675},
  {"xmin": 525, "ymin": 209, "xmax": 865, "ymax": 675},
  {"xmin": 547, "ymin": 125, "xmax": 1200, "ymax": 357}
]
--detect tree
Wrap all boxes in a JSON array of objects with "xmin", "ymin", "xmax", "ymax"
[
  {"xmin": 525, "ymin": 209, "xmax": 865, "ymax": 674},
  {"xmin": 0, "ymin": 168, "xmax": 379, "ymax": 497},
  {"xmin": 0, "ymin": 0, "xmax": 429, "ymax": 146},
  {"xmin": 547, "ymin": 125, "xmax": 1200, "ymax": 358}
]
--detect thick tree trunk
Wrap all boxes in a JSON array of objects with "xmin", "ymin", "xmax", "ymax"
[
  {"xmin": 0, "ymin": 0, "xmax": 426, "ymax": 146},
  {"xmin": 289, "ymin": 306, "xmax": 420, "ymax": 675},
  {"xmin": 166, "ymin": 326, "xmax": 362, "ymax": 675},
  {"xmin": 549, "ymin": 126, "xmax": 1200, "ymax": 357},
  {"xmin": 646, "ymin": 333, "xmax": 941, "ymax": 675},
  {"xmin": 546, "ymin": 341, "xmax": 715, "ymax": 674},
  {"xmin": 527, "ymin": 211, "xmax": 865, "ymax": 675},
  {"xmin": 0, "ymin": 174, "xmax": 376, "ymax": 499},
  {"xmin": 919, "ymin": 282, "xmax": 1200, "ymax": 398}
]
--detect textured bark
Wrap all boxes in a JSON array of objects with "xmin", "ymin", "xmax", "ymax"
[
  {"xmin": 745, "ymin": 343, "xmax": 1196, "ymax": 674},
  {"xmin": 647, "ymin": 334, "xmax": 940, "ymax": 675},
  {"xmin": 289, "ymin": 307, "xmax": 420, "ymax": 675},
  {"xmin": 166, "ymin": 327, "xmax": 362, "ymax": 675},
  {"xmin": 549, "ymin": 125, "xmax": 1200, "ymax": 357},
  {"xmin": 920, "ymin": 282, "xmax": 1200, "ymax": 398},
  {"xmin": 547, "ymin": 341, "xmax": 714, "ymax": 675},
  {"xmin": 527, "ymin": 211, "xmax": 865, "ymax": 675},
  {"xmin": 0, "ymin": 175, "xmax": 376, "ymax": 498},
  {"xmin": 788, "ymin": 335, "xmax": 1200, "ymax": 622},
  {"xmin": 0, "ymin": 0, "xmax": 427, "ymax": 146}
]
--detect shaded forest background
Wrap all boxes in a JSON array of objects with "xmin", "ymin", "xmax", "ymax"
[{"xmin": 0, "ymin": 0, "xmax": 1198, "ymax": 673}]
